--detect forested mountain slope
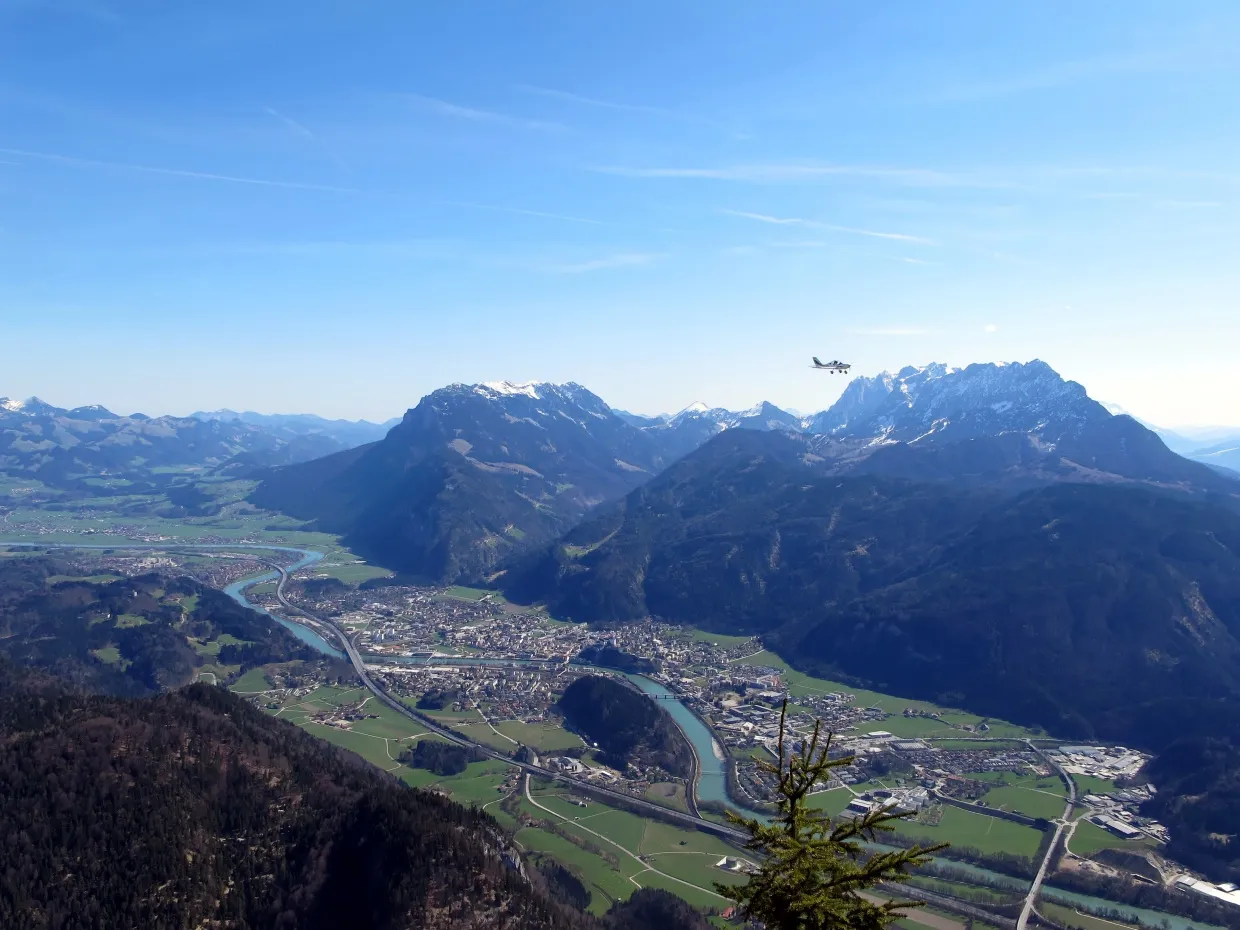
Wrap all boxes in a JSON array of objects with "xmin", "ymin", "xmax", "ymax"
[
  {"xmin": 0, "ymin": 555, "xmax": 314, "ymax": 695},
  {"xmin": 507, "ymin": 431, "xmax": 1240, "ymax": 750},
  {"xmin": 0, "ymin": 663, "xmax": 584, "ymax": 930}
]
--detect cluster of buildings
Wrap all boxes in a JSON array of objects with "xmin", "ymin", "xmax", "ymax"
[
  {"xmin": 1049, "ymin": 744, "xmax": 1149, "ymax": 782},
  {"xmin": 846, "ymin": 786, "xmax": 933, "ymax": 818},
  {"xmin": 1173, "ymin": 876, "xmax": 1240, "ymax": 910},
  {"xmin": 1079, "ymin": 783, "xmax": 1166, "ymax": 842},
  {"xmin": 371, "ymin": 661, "xmax": 583, "ymax": 723},
  {"xmin": 274, "ymin": 575, "xmax": 1181, "ymax": 854}
]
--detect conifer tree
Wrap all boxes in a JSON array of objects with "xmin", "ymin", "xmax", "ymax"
[{"xmin": 717, "ymin": 701, "xmax": 946, "ymax": 929}]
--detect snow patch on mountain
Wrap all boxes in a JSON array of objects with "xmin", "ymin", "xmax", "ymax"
[{"xmin": 479, "ymin": 381, "xmax": 543, "ymax": 399}]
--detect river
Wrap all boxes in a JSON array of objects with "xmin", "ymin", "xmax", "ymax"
[{"xmin": 15, "ymin": 543, "xmax": 1214, "ymax": 930}]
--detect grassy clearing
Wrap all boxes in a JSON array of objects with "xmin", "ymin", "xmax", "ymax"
[
  {"xmin": 732, "ymin": 650, "xmax": 1040, "ymax": 739},
  {"xmin": 191, "ymin": 632, "xmax": 248, "ymax": 657},
  {"xmin": 400, "ymin": 759, "xmax": 514, "ymax": 806},
  {"xmin": 1072, "ymin": 775, "xmax": 1119, "ymax": 797},
  {"xmin": 515, "ymin": 825, "xmax": 637, "ymax": 915},
  {"xmin": 977, "ymin": 784, "xmax": 1068, "ymax": 821},
  {"xmin": 1039, "ymin": 900, "xmax": 1140, "ymax": 930},
  {"xmin": 454, "ymin": 721, "xmax": 520, "ymax": 751},
  {"xmin": 114, "ymin": 613, "xmax": 149, "ymax": 628},
  {"xmin": 229, "ymin": 667, "xmax": 271, "ymax": 692},
  {"xmin": 686, "ymin": 628, "xmax": 755, "ymax": 648},
  {"xmin": 91, "ymin": 646, "xmax": 123, "ymax": 665},
  {"xmin": 524, "ymin": 781, "xmax": 742, "ymax": 913},
  {"xmin": 443, "ymin": 585, "xmax": 493, "ymax": 601},
  {"xmin": 1067, "ymin": 819, "xmax": 1154, "ymax": 857},
  {"xmin": 300, "ymin": 561, "xmax": 392, "ymax": 585},
  {"xmin": 896, "ymin": 805, "xmax": 1045, "ymax": 858},
  {"xmin": 494, "ymin": 719, "xmax": 584, "ymax": 752},
  {"xmin": 45, "ymin": 573, "xmax": 123, "ymax": 585},
  {"xmin": 644, "ymin": 782, "xmax": 690, "ymax": 813},
  {"xmin": 806, "ymin": 787, "xmax": 857, "ymax": 818}
]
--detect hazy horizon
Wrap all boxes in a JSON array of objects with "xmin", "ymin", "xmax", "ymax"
[
  {"xmin": 4, "ymin": 2, "xmax": 1239, "ymax": 427},
  {"xmin": 4, "ymin": 361, "xmax": 1238, "ymax": 432}
]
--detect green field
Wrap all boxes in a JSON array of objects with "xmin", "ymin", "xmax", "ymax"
[
  {"xmin": 494, "ymin": 719, "xmax": 584, "ymax": 752},
  {"xmin": 91, "ymin": 645, "xmax": 123, "ymax": 665},
  {"xmin": 687, "ymin": 628, "xmax": 756, "ymax": 648},
  {"xmin": 1072, "ymin": 775, "xmax": 1119, "ymax": 797},
  {"xmin": 729, "ymin": 650, "xmax": 1041, "ymax": 739},
  {"xmin": 645, "ymin": 782, "xmax": 690, "ymax": 813},
  {"xmin": 515, "ymin": 824, "xmax": 638, "ymax": 915},
  {"xmin": 1038, "ymin": 900, "xmax": 1139, "ymax": 930},
  {"xmin": 299, "ymin": 560, "xmax": 392, "ymax": 585},
  {"xmin": 1067, "ymin": 818, "xmax": 1153, "ymax": 857},
  {"xmin": 443, "ymin": 585, "xmax": 493, "ymax": 601},
  {"xmin": 977, "ymin": 783, "xmax": 1068, "ymax": 821},
  {"xmin": 229, "ymin": 667, "xmax": 272, "ymax": 692},
  {"xmin": 45, "ymin": 573, "xmax": 123, "ymax": 585},
  {"xmin": 895, "ymin": 805, "xmax": 1046, "ymax": 858},
  {"xmin": 806, "ymin": 787, "xmax": 859, "ymax": 818},
  {"xmin": 190, "ymin": 632, "xmax": 248, "ymax": 657},
  {"xmin": 402, "ymin": 759, "xmax": 514, "ymax": 804},
  {"xmin": 522, "ymin": 781, "xmax": 743, "ymax": 913}
]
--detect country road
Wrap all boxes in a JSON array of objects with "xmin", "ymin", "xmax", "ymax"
[{"xmin": 522, "ymin": 773, "xmax": 728, "ymax": 902}]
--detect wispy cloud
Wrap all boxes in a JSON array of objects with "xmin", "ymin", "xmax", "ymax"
[
  {"xmin": 516, "ymin": 84, "xmax": 681, "ymax": 119},
  {"xmin": 404, "ymin": 93, "xmax": 566, "ymax": 132},
  {"xmin": 926, "ymin": 53, "xmax": 1166, "ymax": 103},
  {"xmin": 515, "ymin": 84, "xmax": 738, "ymax": 134},
  {"xmin": 0, "ymin": 145, "xmax": 363, "ymax": 193},
  {"xmin": 847, "ymin": 327, "xmax": 930, "ymax": 336},
  {"xmin": 445, "ymin": 201, "xmax": 610, "ymax": 226},
  {"xmin": 545, "ymin": 252, "xmax": 664, "ymax": 274},
  {"xmin": 599, "ymin": 163, "xmax": 983, "ymax": 187},
  {"xmin": 264, "ymin": 106, "xmax": 314, "ymax": 141},
  {"xmin": 983, "ymin": 324, "xmax": 999, "ymax": 333},
  {"xmin": 896, "ymin": 257, "xmax": 936, "ymax": 265},
  {"xmin": 1, "ymin": 145, "xmax": 607, "ymax": 226},
  {"xmin": 264, "ymin": 106, "xmax": 351, "ymax": 174},
  {"xmin": 720, "ymin": 209, "xmax": 937, "ymax": 244},
  {"xmin": 721, "ymin": 209, "xmax": 812, "ymax": 226}
]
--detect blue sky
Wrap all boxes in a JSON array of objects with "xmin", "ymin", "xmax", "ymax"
[{"xmin": 2, "ymin": 1, "xmax": 1238, "ymax": 425}]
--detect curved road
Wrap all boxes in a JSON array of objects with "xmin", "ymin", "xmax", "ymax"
[{"xmin": 266, "ymin": 560, "xmax": 751, "ymax": 843}]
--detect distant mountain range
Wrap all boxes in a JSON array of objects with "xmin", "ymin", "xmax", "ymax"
[
  {"xmin": 0, "ymin": 396, "xmax": 393, "ymax": 493},
  {"xmin": 252, "ymin": 362, "xmax": 1237, "ymax": 584},
  {"xmin": 189, "ymin": 408, "xmax": 400, "ymax": 448},
  {"xmin": 1100, "ymin": 403, "xmax": 1240, "ymax": 475}
]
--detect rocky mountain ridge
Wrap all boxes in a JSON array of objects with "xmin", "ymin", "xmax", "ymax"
[{"xmin": 251, "ymin": 365, "xmax": 1237, "ymax": 583}]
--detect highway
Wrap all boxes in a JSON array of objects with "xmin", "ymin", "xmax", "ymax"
[{"xmin": 1016, "ymin": 739, "xmax": 1078, "ymax": 930}]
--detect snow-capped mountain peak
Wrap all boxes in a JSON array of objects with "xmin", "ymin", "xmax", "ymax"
[
  {"xmin": 478, "ymin": 380, "xmax": 544, "ymax": 399},
  {"xmin": 806, "ymin": 360, "xmax": 1107, "ymax": 443}
]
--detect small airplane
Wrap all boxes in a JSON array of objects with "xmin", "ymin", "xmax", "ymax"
[{"xmin": 811, "ymin": 357, "xmax": 851, "ymax": 374}]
